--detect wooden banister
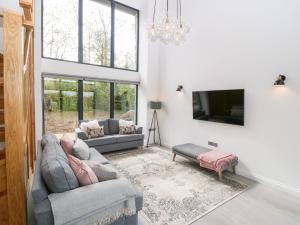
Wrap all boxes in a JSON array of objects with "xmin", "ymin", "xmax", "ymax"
[
  {"xmin": 3, "ymin": 10, "xmax": 27, "ymax": 225},
  {"xmin": 23, "ymin": 29, "xmax": 32, "ymax": 73}
]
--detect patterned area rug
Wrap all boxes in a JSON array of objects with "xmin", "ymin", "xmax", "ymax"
[{"xmin": 105, "ymin": 147, "xmax": 247, "ymax": 225}]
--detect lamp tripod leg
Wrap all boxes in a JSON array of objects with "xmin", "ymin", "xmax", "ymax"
[
  {"xmin": 147, "ymin": 110, "xmax": 155, "ymax": 148},
  {"xmin": 155, "ymin": 110, "xmax": 162, "ymax": 146}
]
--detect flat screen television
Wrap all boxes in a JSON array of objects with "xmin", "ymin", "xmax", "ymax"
[{"xmin": 192, "ymin": 89, "xmax": 244, "ymax": 126}]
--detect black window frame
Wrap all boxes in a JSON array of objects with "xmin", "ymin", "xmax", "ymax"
[
  {"xmin": 42, "ymin": 74, "xmax": 139, "ymax": 134},
  {"xmin": 41, "ymin": 0, "xmax": 140, "ymax": 72}
]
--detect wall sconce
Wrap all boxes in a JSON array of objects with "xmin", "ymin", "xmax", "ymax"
[
  {"xmin": 274, "ymin": 75, "xmax": 286, "ymax": 86},
  {"xmin": 176, "ymin": 85, "xmax": 183, "ymax": 92}
]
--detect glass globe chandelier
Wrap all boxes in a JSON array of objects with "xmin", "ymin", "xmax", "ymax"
[{"xmin": 149, "ymin": 0, "xmax": 190, "ymax": 45}]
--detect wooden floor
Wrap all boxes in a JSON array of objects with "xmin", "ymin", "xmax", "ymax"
[{"xmin": 139, "ymin": 173, "xmax": 300, "ymax": 225}]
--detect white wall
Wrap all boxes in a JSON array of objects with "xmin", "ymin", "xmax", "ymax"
[
  {"xmin": 155, "ymin": 0, "xmax": 300, "ymax": 193},
  {"xmin": 34, "ymin": 0, "xmax": 160, "ymax": 140}
]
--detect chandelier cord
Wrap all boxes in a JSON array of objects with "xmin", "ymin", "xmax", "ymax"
[
  {"xmin": 179, "ymin": 0, "xmax": 182, "ymax": 24},
  {"xmin": 176, "ymin": 0, "xmax": 179, "ymax": 19},
  {"xmin": 167, "ymin": 0, "xmax": 169, "ymax": 18},
  {"xmin": 152, "ymin": 0, "xmax": 157, "ymax": 24}
]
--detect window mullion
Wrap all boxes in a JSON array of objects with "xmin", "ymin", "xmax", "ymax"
[
  {"xmin": 110, "ymin": 83, "xmax": 115, "ymax": 118},
  {"xmin": 78, "ymin": 0, "xmax": 83, "ymax": 63},
  {"xmin": 78, "ymin": 80, "xmax": 84, "ymax": 121},
  {"xmin": 111, "ymin": 0, "xmax": 115, "ymax": 68}
]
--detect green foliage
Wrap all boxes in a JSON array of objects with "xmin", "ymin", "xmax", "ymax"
[{"xmin": 44, "ymin": 78, "xmax": 136, "ymax": 121}]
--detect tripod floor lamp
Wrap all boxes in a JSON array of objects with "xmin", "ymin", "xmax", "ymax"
[{"xmin": 147, "ymin": 101, "xmax": 162, "ymax": 147}]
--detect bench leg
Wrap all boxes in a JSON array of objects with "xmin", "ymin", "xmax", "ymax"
[
  {"xmin": 218, "ymin": 170, "xmax": 224, "ymax": 181},
  {"xmin": 172, "ymin": 153, "xmax": 176, "ymax": 161},
  {"xmin": 232, "ymin": 166, "xmax": 236, "ymax": 174}
]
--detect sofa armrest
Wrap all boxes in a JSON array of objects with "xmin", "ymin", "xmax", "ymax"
[
  {"xmin": 135, "ymin": 126, "xmax": 143, "ymax": 134},
  {"xmin": 48, "ymin": 178, "xmax": 142, "ymax": 225},
  {"xmin": 75, "ymin": 128, "xmax": 88, "ymax": 140}
]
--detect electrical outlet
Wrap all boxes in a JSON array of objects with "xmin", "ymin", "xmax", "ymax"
[{"xmin": 208, "ymin": 141, "xmax": 218, "ymax": 147}]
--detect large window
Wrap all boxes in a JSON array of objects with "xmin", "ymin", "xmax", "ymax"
[
  {"xmin": 44, "ymin": 77, "xmax": 78, "ymax": 134},
  {"xmin": 43, "ymin": 75, "xmax": 138, "ymax": 134},
  {"xmin": 42, "ymin": 0, "xmax": 139, "ymax": 71},
  {"xmin": 83, "ymin": 81, "xmax": 110, "ymax": 121},
  {"xmin": 114, "ymin": 4, "xmax": 138, "ymax": 70},
  {"xmin": 114, "ymin": 83, "xmax": 137, "ymax": 122},
  {"xmin": 42, "ymin": 0, "xmax": 78, "ymax": 61},
  {"xmin": 83, "ymin": 0, "xmax": 111, "ymax": 66}
]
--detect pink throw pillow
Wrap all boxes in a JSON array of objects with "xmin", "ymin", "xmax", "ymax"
[
  {"xmin": 60, "ymin": 134, "xmax": 74, "ymax": 155},
  {"xmin": 68, "ymin": 155, "xmax": 98, "ymax": 186}
]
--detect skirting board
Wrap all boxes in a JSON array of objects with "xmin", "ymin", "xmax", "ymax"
[{"xmin": 160, "ymin": 142, "xmax": 300, "ymax": 197}]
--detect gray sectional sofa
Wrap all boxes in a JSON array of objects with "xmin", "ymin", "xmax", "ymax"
[
  {"xmin": 31, "ymin": 134, "xmax": 143, "ymax": 225},
  {"xmin": 75, "ymin": 119, "xmax": 144, "ymax": 153}
]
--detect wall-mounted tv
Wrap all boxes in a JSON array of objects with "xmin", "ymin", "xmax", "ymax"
[{"xmin": 192, "ymin": 89, "xmax": 244, "ymax": 126}]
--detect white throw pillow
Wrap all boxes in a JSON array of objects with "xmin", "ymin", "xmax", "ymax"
[
  {"xmin": 119, "ymin": 119, "xmax": 134, "ymax": 127},
  {"xmin": 80, "ymin": 120, "xmax": 100, "ymax": 133}
]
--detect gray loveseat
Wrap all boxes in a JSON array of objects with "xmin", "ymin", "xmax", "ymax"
[
  {"xmin": 75, "ymin": 119, "xmax": 144, "ymax": 153},
  {"xmin": 31, "ymin": 134, "xmax": 143, "ymax": 225}
]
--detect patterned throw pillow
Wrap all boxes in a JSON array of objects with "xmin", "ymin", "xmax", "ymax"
[
  {"xmin": 86, "ymin": 126, "xmax": 104, "ymax": 139},
  {"xmin": 68, "ymin": 155, "xmax": 98, "ymax": 186},
  {"xmin": 119, "ymin": 125, "xmax": 136, "ymax": 135}
]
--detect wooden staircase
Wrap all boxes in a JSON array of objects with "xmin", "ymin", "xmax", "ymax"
[
  {"xmin": 0, "ymin": 53, "xmax": 5, "ymax": 158},
  {"xmin": 0, "ymin": 0, "xmax": 36, "ymax": 224},
  {"xmin": 0, "ymin": 53, "xmax": 8, "ymax": 225}
]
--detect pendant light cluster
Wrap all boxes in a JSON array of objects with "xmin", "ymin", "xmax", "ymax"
[{"xmin": 149, "ymin": 0, "xmax": 190, "ymax": 44}]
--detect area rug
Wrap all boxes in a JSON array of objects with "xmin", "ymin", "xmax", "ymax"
[{"xmin": 105, "ymin": 147, "xmax": 247, "ymax": 225}]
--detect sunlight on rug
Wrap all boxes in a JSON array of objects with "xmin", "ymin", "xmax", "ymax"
[{"xmin": 105, "ymin": 147, "xmax": 247, "ymax": 225}]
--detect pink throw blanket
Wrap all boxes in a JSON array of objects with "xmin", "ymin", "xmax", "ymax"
[{"xmin": 197, "ymin": 150, "xmax": 238, "ymax": 172}]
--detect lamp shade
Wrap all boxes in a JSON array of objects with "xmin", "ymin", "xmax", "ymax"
[{"xmin": 150, "ymin": 101, "xmax": 162, "ymax": 110}]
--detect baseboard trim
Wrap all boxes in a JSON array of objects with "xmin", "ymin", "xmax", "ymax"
[
  {"xmin": 238, "ymin": 169, "xmax": 300, "ymax": 196},
  {"xmin": 161, "ymin": 142, "xmax": 300, "ymax": 196}
]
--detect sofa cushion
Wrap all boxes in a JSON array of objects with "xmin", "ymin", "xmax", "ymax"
[
  {"xmin": 33, "ymin": 199, "xmax": 54, "ymax": 225},
  {"xmin": 108, "ymin": 119, "xmax": 120, "ymax": 134},
  {"xmin": 89, "ymin": 148, "xmax": 110, "ymax": 164},
  {"xmin": 41, "ymin": 141, "xmax": 79, "ymax": 193},
  {"xmin": 73, "ymin": 138, "xmax": 90, "ymax": 160},
  {"xmin": 172, "ymin": 143, "xmax": 210, "ymax": 159},
  {"xmin": 60, "ymin": 134, "xmax": 74, "ymax": 155},
  {"xmin": 41, "ymin": 133, "xmax": 59, "ymax": 148},
  {"xmin": 84, "ymin": 160, "xmax": 117, "ymax": 182},
  {"xmin": 85, "ymin": 135, "xmax": 117, "ymax": 147},
  {"xmin": 99, "ymin": 119, "xmax": 109, "ymax": 135},
  {"xmin": 31, "ymin": 143, "xmax": 49, "ymax": 203},
  {"xmin": 115, "ymin": 134, "xmax": 144, "ymax": 143},
  {"xmin": 68, "ymin": 155, "xmax": 99, "ymax": 186}
]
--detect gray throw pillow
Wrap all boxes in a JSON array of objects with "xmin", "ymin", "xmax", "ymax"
[
  {"xmin": 99, "ymin": 119, "xmax": 109, "ymax": 135},
  {"xmin": 73, "ymin": 138, "xmax": 90, "ymax": 160},
  {"xmin": 84, "ymin": 160, "xmax": 118, "ymax": 182},
  {"xmin": 41, "ymin": 133, "xmax": 59, "ymax": 148},
  {"xmin": 108, "ymin": 119, "xmax": 119, "ymax": 134},
  {"xmin": 41, "ymin": 141, "xmax": 79, "ymax": 193}
]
